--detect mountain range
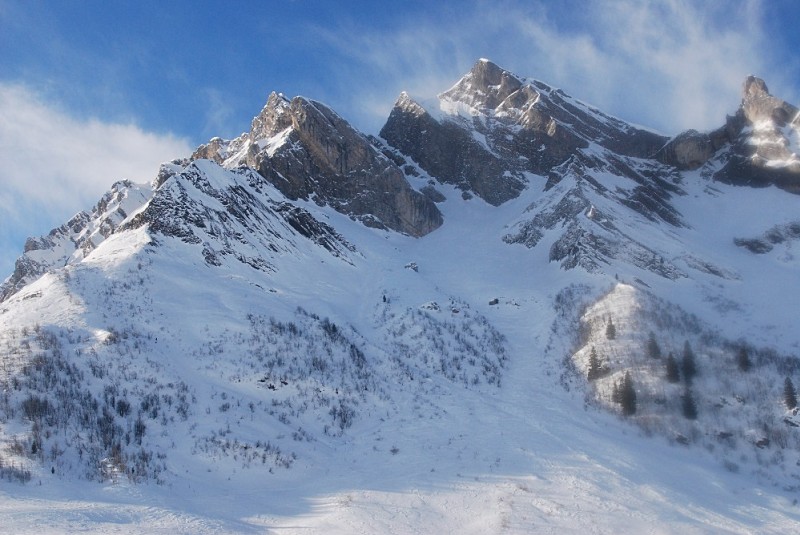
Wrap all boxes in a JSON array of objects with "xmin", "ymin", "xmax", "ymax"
[{"xmin": 1, "ymin": 59, "xmax": 799, "ymax": 533}]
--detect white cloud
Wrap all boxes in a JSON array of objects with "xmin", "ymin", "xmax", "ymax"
[
  {"xmin": 0, "ymin": 83, "xmax": 192, "ymax": 277},
  {"xmin": 522, "ymin": 0, "xmax": 767, "ymax": 133},
  {"xmin": 201, "ymin": 87, "xmax": 238, "ymax": 140},
  {"xmin": 317, "ymin": 0, "xmax": 782, "ymax": 136}
]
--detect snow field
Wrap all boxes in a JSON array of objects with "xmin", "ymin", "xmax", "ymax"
[{"xmin": 1, "ymin": 151, "xmax": 800, "ymax": 533}]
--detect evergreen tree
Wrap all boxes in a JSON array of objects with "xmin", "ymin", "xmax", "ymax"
[
  {"xmin": 736, "ymin": 346, "xmax": 751, "ymax": 372},
  {"xmin": 681, "ymin": 341, "xmax": 697, "ymax": 385},
  {"xmin": 606, "ymin": 318, "xmax": 616, "ymax": 340},
  {"xmin": 611, "ymin": 379, "xmax": 621, "ymax": 403},
  {"xmin": 587, "ymin": 346, "xmax": 603, "ymax": 381},
  {"xmin": 682, "ymin": 388, "xmax": 698, "ymax": 420},
  {"xmin": 646, "ymin": 332, "xmax": 661, "ymax": 359},
  {"xmin": 784, "ymin": 377, "xmax": 797, "ymax": 410},
  {"xmin": 620, "ymin": 371, "xmax": 637, "ymax": 416},
  {"xmin": 665, "ymin": 353, "xmax": 680, "ymax": 383}
]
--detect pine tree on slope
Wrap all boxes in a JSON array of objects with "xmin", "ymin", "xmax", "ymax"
[
  {"xmin": 736, "ymin": 346, "xmax": 751, "ymax": 372},
  {"xmin": 665, "ymin": 353, "xmax": 680, "ymax": 383},
  {"xmin": 682, "ymin": 388, "xmax": 698, "ymax": 420},
  {"xmin": 784, "ymin": 377, "xmax": 797, "ymax": 410},
  {"xmin": 620, "ymin": 372, "xmax": 637, "ymax": 416},
  {"xmin": 647, "ymin": 332, "xmax": 661, "ymax": 359},
  {"xmin": 606, "ymin": 318, "xmax": 616, "ymax": 340},
  {"xmin": 587, "ymin": 347, "xmax": 604, "ymax": 381}
]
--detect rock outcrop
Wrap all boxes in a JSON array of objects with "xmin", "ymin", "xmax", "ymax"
[
  {"xmin": 380, "ymin": 59, "xmax": 667, "ymax": 205},
  {"xmin": 192, "ymin": 93, "xmax": 443, "ymax": 236},
  {"xmin": 380, "ymin": 91, "xmax": 528, "ymax": 205},
  {"xmin": 655, "ymin": 130, "xmax": 715, "ymax": 170},
  {"xmin": 121, "ymin": 160, "xmax": 358, "ymax": 271},
  {"xmin": 714, "ymin": 76, "xmax": 800, "ymax": 192},
  {"xmin": 658, "ymin": 76, "xmax": 800, "ymax": 192}
]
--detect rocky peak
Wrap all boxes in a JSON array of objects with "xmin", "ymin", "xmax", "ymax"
[
  {"xmin": 743, "ymin": 75, "xmax": 769, "ymax": 100},
  {"xmin": 740, "ymin": 75, "xmax": 798, "ymax": 127},
  {"xmin": 440, "ymin": 59, "xmax": 524, "ymax": 110},
  {"xmin": 381, "ymin": 59, "xmax": 667, "ymax": 206},
  {"xmin": 191, "ymin": 92, "xmax": 443, "ymax": 237},
  {"xmin": 657, "ymin": 75, "xmax": 800, "ymax": 192},
  {"xmin": 394, "ymin": 91, "xmax": 427, "ymax": 117},
  {"xmin": 711, "ymin": 75, "xmax": 800, "ymax": 191},
  {"xmin": 250, "ymin": 91, "xmax": 293, "ymax": 142}
]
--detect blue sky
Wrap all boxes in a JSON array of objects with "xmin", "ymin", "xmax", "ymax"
[{"xmin": 1, "ymin": 0, "xmax": 799, "ymax": 279}]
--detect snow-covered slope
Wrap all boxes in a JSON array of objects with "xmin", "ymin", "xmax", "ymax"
[
  {"xmin": 1, "ymin": 60, "xmax": 800, "ymax": 534},
  {"xmin": 0, "ymin": 179, "xmax": 153, "ymax": 301}
]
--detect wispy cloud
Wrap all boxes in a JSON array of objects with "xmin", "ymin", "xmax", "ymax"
[
  {"xmin": 201, "ymin": 87, "xmax": 239, "ymax": 140},
  {"xmin": 0, "ymin": 83, "xmax": 192, "ymax": 277},
  {"xmin": 520, "ymin": 0, "xmax": 767, "ymax": 133},
  {"xmin": 316, "ymin": 0, "xmax": 781, "ymax": 136}
]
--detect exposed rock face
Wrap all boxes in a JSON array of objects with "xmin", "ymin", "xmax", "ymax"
[
  {"xmin": 657, "ymin": 76, "xmax": 800, "ymax": 192},
  {"xmin": 192, "ymin": 93, "xmax": 442, "ymax": 236},
  {"xmin": 655, "ymin": 130, "xmax": 714, "ymax": 170},
  {"xmin": 380, "ymin": 59, "xmax": 667, "ymax": 205},
  {"xmin": 380, "ymin": 92, "xmax": 527, "ymax": 205},
  {"xmin": 741, "ymin": 76, "xmax": 797, "ymax": 126},
  {"xmin": 734, "ymin": 220, "xmax": 800, "ymax": 254},
  {"xmin": 712, "ymin": 77, "xmax": 800, "ymax": 192}
]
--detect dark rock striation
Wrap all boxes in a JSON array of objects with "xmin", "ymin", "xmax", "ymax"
[
  {"xmin": 121, "ymin": 160, "xmax": 358, "ymax": 271},
  {"xmin": 192, "ymin": 93, "xmax": 442, "ymax": 236},
  {"xmin": 380, "ymin": 59, "xmax": 667, "ymax": 205}
]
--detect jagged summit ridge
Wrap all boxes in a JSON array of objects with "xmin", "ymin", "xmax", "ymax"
[
  {"xmin": 192, "ymin": 92, "xmax": 443, "ymax": 237},
  {"xmin": 0, "ymin": 158, "xmax": 366, "ymax": 303},
  {"xmin": 381, "ymin": 59, "xmax": 668, "ymax": 206},
  {"xmin": 7, "ymin": 59, "xmax": 799, "ymax": 302}
]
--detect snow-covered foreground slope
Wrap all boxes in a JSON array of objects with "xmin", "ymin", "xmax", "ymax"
[{"xmin": 1, "ymin": 159, "xmax": 800, "ymax": 533}]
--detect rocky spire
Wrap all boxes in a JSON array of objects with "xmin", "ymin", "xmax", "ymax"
[
  {"xmin": 249, "ymin": 92, "xmax": 293, "ymax": 142},
  {"xmin": 741, "ymin": 75, "xmax": 798, "ymax": 126},
  {"xmin": 743, "ymin": 75, "xmax": 770, "ymax": 100},
  {"xmin": 439, "ymin": 59, "xmax": 523, "ymax": 110},
  {"xmin": 658, "ymin": 74, "xmax": 800, "ymax": 184}
]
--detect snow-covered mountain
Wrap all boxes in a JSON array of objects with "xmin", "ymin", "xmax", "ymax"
[{"xmin": 1, "ymin": 59, "xmax": 800, "ymax": 533}]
